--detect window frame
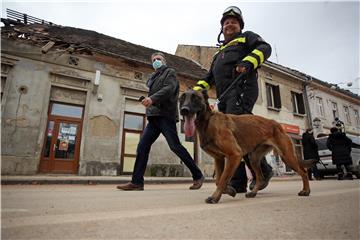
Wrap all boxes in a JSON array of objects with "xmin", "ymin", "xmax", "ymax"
[
  {"xmin": 354, "ymin": 109, "xmax": 360, "ymax": 126},
  {"xmin": 316, "ymin": 97, "xmax": 325, "ymax": 117},
  {"xmin": 343, "ymin": 106, "xmax": 351, "ymax": 124},
  {"xmin": 291, "ymin": 91, "xmax": 305, "ymax": 115},
  {"xmin": 265, "ymin": 83, "xmax": 281, "ymax": 110},
  {"xmin": 331, "ymin": 102, "xmax": 339, "ymax": 120}
]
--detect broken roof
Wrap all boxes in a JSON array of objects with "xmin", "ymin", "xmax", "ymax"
[{"xmin": 0, "ymin": 22, "xmax": 208, "ymax": 80}]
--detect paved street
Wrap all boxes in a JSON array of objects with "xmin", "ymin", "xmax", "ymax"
[{"xmin": 2, "ymin": 179, "xmax": 359, "ymax": 240}]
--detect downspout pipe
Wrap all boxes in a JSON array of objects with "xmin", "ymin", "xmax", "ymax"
[{"xmin": 303, "ymin": 76, "xmax": 313, "ymax": 129}]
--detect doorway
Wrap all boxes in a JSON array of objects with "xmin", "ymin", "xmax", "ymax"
[
  {"xmin": 39, "ymin": 102, "xmax": 84, "ymax": 173},
  {"xmin": 120, "ymin": 112, "xmax": 145, "ymax": 174}
]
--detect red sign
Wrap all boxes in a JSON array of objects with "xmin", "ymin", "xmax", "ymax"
[{"xmin": 281, "ymin": 123, "xmax": 300, "ymax": 134}]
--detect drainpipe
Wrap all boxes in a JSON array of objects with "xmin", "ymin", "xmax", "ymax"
[{"xmin": 303, "ymin": 76, "xmax": 313, "ymax": 129}]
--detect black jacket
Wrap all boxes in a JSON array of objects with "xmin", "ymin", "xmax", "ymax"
[
  {"xmin": 199, "ymin": 31, "xmax": 271, "ymax": 113},
  {"xmin": 146, "ymin": 66, "xmax": 179, "ymax": 121},
  {"xmin": 326, "ymin": 132, "xmax": 352, "ymax": 165},
  {"xmin": 301, "ymin": 132, "xmax": 320, "ymax": 160}
]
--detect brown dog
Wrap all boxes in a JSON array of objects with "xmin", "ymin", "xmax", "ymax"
[{"xmin": 179, "ymin": 90, "xmax": 310, "ymax": 204}]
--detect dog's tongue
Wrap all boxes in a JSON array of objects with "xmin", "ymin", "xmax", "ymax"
[{"xmin": 184, "ymin": 115, "xmax": 196, "ymax": 137}]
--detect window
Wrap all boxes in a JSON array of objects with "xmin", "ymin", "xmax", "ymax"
[
  {"xmin": 121, "ymin": 112, "xmax": 145, "ymax": 174},
  {"xmin": 331, "ymin": 102, "xmax": 338, "ymax": 120},
  {"xmin": 316, "ymin": 97, "xmax": 324, "ymax": 117},
  {"xmin": 51, "ymin": 103, "xmax": 83, "ymax": 119},
  {"xmin": 343, "ymin": 106, "xmax": 351, "ymax": 124},
  {"xmin": 354, "ymin": 110, "xmax": 360, "ymax": 126},
  {"xmin": 291, "ymin": 91, "xmax": 305, "ymax": 115},
  {"xmin": 123, "ymin": 113, "xmax": 144, "ymax": 130},
  {"xmin": 266, "ymin": 83, "xmax": 281, "ymax": 109}
]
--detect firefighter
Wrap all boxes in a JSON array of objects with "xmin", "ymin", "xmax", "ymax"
[{"xmin": 194, "ymin": 6, "xmax": 273, "ymax": 193}]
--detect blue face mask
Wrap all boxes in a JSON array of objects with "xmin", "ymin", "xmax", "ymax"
[{"xmin": 152, "ymin": 59, "xmax": 163, "ymax": 70}]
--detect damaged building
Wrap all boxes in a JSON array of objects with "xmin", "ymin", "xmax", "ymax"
[
  {"xmin": 2, "ymin": 11, "xmax": 359, "ymax": 177},
  {"xmin": 1, "ymin": 18, "xmax": 221, "ymax": 176}
]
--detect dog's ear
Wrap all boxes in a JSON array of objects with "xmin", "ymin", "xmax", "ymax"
[{"xmin": 201, "ymin": 89, "xmax": 209, "ymax": 102}]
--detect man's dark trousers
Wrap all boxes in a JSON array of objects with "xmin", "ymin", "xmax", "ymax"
[{"xmin": 131, "ymin": 116, "xmax": 203, "ymax": 186}]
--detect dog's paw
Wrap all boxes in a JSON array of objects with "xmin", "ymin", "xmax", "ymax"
[
  {"xmin": 205, "ymin": 196, "xmax": 219, "ymax": 204},
  {"xmin": 245, "ymin": 191, "xmax": 257, "ymax": 198},
  {"xmin": 223, "ymin": 186, "xmax": 236, "ymax": 198},
  {"xmin": 298, "ymin": 190, "xmax": 310, "ymax": 196}
]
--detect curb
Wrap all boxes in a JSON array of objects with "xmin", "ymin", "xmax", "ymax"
[{"xmin": 1, "ymin": 175, "xmax": 301, "ymax": 185}]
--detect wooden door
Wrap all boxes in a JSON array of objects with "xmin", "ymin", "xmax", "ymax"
[
  {"xmin": 39, "ymin": 103, "xmax": 83, "ymax": 174},
  {"xmin": 120, "ymin": 112, "xmax": 145, "ymax": 174}
]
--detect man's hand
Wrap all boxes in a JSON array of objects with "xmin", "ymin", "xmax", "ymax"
[{"xmin": 141, "ymin": 97, "xmax": 153, "ymax": 108}]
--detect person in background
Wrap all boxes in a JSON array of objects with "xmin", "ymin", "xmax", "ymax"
[
  {"xmin": 193, "ymin": 6, "xmax": 273, "ymax": 194},
  {"xmin": 301, "ymin": 128, "xmax": 321, "ymax": 180},
  {"xmin": 326, "ymin": 127, "xmax": 353, "ymax": 180},
  {"xmin": 117, "ymin": 52, "xmax": 204, "ymax": 191}
]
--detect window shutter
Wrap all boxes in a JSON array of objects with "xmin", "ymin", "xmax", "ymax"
[
  {"xmin": 273, "ymin": 85, "xmax": 281, "ymax": 109},
  {"xmin": 297, "ymin": 94, "xmax": 305, "ymax": 114}
]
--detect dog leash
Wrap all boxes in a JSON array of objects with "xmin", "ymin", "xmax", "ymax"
[{"xmin": 215, "ymin": 72, "xmax": 246, "ymax": 105}]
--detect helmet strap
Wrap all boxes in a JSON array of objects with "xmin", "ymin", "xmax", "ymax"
[{"xmin": 217, "ymin": 28, "xmax": 224, "ymax": 44}]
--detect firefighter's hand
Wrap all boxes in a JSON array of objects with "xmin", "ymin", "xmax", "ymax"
[
  {"xmin": 141, "ymin": 97, "xmax": 153, "ymax": 107},
  {"xmin": 236, "ymin": 62, "xmax": 253, "ymax": 75},
  {"xmin": 236, "ymin": 65, "xmax": 248, "ymax": 73}
]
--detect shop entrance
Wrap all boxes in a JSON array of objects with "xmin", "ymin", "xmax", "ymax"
[{"xmin": 39, "ymin": 102, "xmax": 83, "ymax": 173}]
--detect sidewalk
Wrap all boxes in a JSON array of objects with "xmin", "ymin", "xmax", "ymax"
[{"xmin": 1, "ymin": 174, "xmax": 301, "ymax": 185}]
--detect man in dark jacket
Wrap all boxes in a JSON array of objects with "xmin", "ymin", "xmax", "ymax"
[
  {"xmin": 193, "ymin": 6, "xmax": 273, "ymax": 194},
  {"xmin": 326, "ymin": 127, "xmax": 353, "ymax": 180},
  {"xmin": 301, "ymin": 128, "xmax": 321, "ymax": 180},
  {"xmin": 117, "ymin": 52, "xmax": 204, "ymax": 190}
]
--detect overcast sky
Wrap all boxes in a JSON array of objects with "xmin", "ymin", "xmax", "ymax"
[{"xmin": 1, "ymin": 0, "xmax": 359, "ymax": 93}]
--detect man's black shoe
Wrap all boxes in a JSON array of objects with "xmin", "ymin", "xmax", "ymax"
[{"xmin": 249, "ymin": 170, "xmax": 274, "ymax": 191}]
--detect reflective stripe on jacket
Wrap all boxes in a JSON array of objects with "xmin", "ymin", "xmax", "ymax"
[{"xmin": 196, "ymin": 31, "xmax": 271, "ymax": 108}]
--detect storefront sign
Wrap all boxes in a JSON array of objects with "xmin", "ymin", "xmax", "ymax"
[{"xmin": 281, "ymin": 123, "xmax": 300, "ymax": 134}]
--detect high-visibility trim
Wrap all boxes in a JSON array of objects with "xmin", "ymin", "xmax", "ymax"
[
  {"xmin": 197, "ymin": 80, "xmax": 210, "ymax": 90},
  {"xmin": 219, "ymin": 37, "xmax": 246, "ymax": 51},
  {"xmin": 252, "ymin": 49, "xmax": 264, "ymax": 64},
  {"xmin": 243, "ymin": 56, "xmax": 258, "ymax": 69},
  {"xmin": 193, "ymin": 86, "xmax": 203, "ymax": 91}
]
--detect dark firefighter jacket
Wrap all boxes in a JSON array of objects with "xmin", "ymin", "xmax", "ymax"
[
  {"xmin": 195, "ymin": 31, "xmax": 271, "ymax": 113},
  {"xmin": 146, "ymin": 65, "xmax": 179, "ymax": 121}
]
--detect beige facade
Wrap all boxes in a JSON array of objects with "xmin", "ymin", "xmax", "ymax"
[
  {"xmin": 175, "ymin": 44, "xmax": 360, "ymax": 175},
  {"xmin": 1, "ymin": 23, "xmax": 213, "ymax": 176},
  {"xmin": 306, "ymin": 81, "xmax": 360, "ymax": 138},
  {"xmin": 2, "ymin": 21, "xmax": 358, "ymax": 178}
]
